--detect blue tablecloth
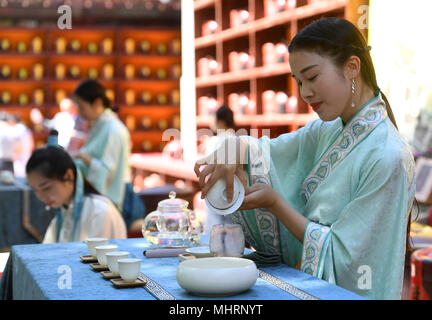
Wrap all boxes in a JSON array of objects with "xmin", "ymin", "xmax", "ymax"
[
  {"xmin": 0, "ymin": 180, "xmax": 55, "ymax": 250},
  {"xmin": 1, "ymin": 238, "xmax": 365, "ymax": 300}
]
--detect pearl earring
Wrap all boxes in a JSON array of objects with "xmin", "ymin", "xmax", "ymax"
[{"xmin": 351, "ymin": 78, "xmax": 355, "ymax": 108}]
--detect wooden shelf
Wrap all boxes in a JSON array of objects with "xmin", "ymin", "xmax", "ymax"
[
  {"xmin": 197, "ymin": 112, "xmax": 318, "ymax": 127},
  {"xmin": 195, "ymin": 0, "xmax": 348, "ymax": 48},
  {"xmin": 194, "ymin": 0, "xmax": 216, "ymax": 11},
  {"xmin": 194, "ymin": 0, "xmax": 350, "ymax": 132},
  {"xmin": 0, "ymin": 26, "xmax": 181, "ymax": 151},
  {"xmin": 196, "ymin": 63, "xmax": 291, "ymax": 87},
  {"xmin": 130, "ymin": 152, "xmax": 198, "ymax": 182}
]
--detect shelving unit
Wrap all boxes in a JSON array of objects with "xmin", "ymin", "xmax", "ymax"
[
  {"xmin": 194, "ymin": 0, "xmax": 350, "ymax": 137},
  {"xmin": 0, "ymin": 26, "xmax": 181, "ymax": 152}
]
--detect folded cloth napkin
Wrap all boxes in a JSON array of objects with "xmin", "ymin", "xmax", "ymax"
[
  {"xmin": 144, "ymin": 247, "xmax": 187, "ymax": 258},
  {"xmin": 242, "ymin": 251, "xmax": 282, "ymax": 268}
]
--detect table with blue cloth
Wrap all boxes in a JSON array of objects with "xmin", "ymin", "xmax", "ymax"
[
  {"xmin": 0, "ymin": 238, "xmax": 365, "ymax": 300},
  {"xmin": 0, "ymin": 180, "xmax": 55, "ymax": 250}
]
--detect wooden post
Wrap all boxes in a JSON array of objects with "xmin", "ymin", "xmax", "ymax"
[{"xmin": 345, "ymin": 0, "xmax": 370, "ymax": 41}]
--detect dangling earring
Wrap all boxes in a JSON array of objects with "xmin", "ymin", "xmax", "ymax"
[{"xmin": 351, "ymin": 78, "xmax": 355, "ymax": 108}]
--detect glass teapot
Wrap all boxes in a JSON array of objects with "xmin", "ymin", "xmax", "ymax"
[{"xmin": 141, "ymin": 191, "xmax": 202, "ymax": 246}]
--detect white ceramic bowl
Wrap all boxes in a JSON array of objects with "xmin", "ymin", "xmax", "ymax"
[
  {"xmin": 106, "ymin": 251, "xmax": 130, "ymax": 276},
  {"xmin": 95, "ymin": 245, "xmax": 118, "ymax": 266},
  {"xmin": 86, "ymin": 238, "xmax": 108, "ymax": 257},
  {"xmin": 176, "ymin": 257, "xmax": 258, "ymax": 296},
  {"xmin": 118, "ymin": 258, "xmax": 141, "ymax": 283}
]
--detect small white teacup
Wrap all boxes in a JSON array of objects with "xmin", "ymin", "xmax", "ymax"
[
  {"xmin": 95, "ymin": 245, "xmax": 118, "ymax": 267},
  {"xmin": 86, "ymin": 238, "xmax": 108, "ymax": 258},
  {"xmin": 118, "ymin": 258, "xmax": 141, "ymax": 283},
  {"xmin": 106, "ymin": 251, "xmax": 130, "ymax": 276}
]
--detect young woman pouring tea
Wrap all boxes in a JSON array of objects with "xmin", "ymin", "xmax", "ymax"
[{"xmin": 194, "ymin": 18, "xmax": 416, "ymax": 300}]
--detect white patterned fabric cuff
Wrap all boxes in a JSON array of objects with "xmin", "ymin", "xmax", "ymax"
[{"xmin": 300, "ymin": 222, "xmax": 331, "ymax": 278}]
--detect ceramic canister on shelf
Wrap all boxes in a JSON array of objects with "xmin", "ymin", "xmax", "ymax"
[
  {"xmin": 140, "ymin": 40, "xmax": 151, "ymax": 53},
  {"xmin": 101, "ymin": 38, "xmax": 114, "ymax": 55},
  {"xmin": 1, "ymin": 65, "xmax": 11, "ymax": 79},
  {"xmin": 228, "ymin": 93, "xmax": 239, "ymax": 112},
  {"xmin": 275, "ymin": 0, "xmax": 287, "ymax": 13},
  {"xmin": 238, "ymin": 93, "xmax": 249, "ymax": 115},
  {"xmin": 262, "ymin": 90, "xmax": 276, "ymax": 115},
  {"xmin": 1, "ymin": 91, "xmax": 12, "ymax": 105},
  {"xmin": 140, "ymin": 91, "xmax": 152, "ymax": 104},
  {"xmin": 208, "ymin": 59, "xmax": 220, "ymax": 75},
  {"xmin": 70, "ymin": 39, "xmax": 81, "ymax": 52},
  {"xmin": 197, "ymin": 57, "xmax": 209, "ymax": 77},
  {"xmin": 32, "ymin": 37, "xmax": 43, "ymax": 54},
  {"xmin": 156, "ymin": 68, "xmax": 167, "ymax": 80},
  {"xmin": 55, "ymin": 64, "xmax": 66, "ymax": 80},
  {"xmin": 171, "ymin": 89, "xmax": 180, "ymax": 105},
  {"xmin": 106, "ymin": 89, "xmax": 115, "ymax": 103},
  {"xmin": 17, "ymin": 41, "xmax": 27, "ymax": 53},
  {"xmin": 0, "ymin": 38, "xmax": 10, "ymax": 52},
  {"xmin": 141, "ymin": 140, "xmax": 153, "ymax": 152},
  {"xmin": 230, "ymin": 9, "xmax": 249, "ymax": 28},
  {"xmin": 262, "ymin": 42, "xmax": 275, "ymax": 66},
  {"xmin": 156, "ymin": 43, "xmax": 167, "ymax": 55},
  {"xmin": 69, "ymin": 65, "xmax": 81, "ymax": 79},
  {"xmin": 125, "ymin": 64, "xmax": 135, "ymax": 80},
  {"xmin": 87, "ymin": 42, "xmax": 98, "ymax": 54},
  {"xmin": 125, "ymin": 89, "xmax": 136, "ymax": 106},
  {"xmin": 275, "ymin": 91, "xmax": 288, "ymax": 113},
  {"xmin": 55, "ymin": 89, "xmax": 66, "ymax": 105},
  {"xmin": 275, "ymin": 43, "xmax": 289, "ymax": 63},
  {"xmin": 18, "ymin": 93, "xmax": 29, "ymax": 106},
  {"xmin": 125, "ymin": 38, "xmax": 135, "ymax": 55},
  {"xmin": 157, "ymin": 119, "xmax": 168, "ymax": 131},
  {"xmin": 170, "ymin": 38, "xmax": 181, "ymax": 55},
  {"xmin": 202, "ymin": 20, "xmax": 219, "ymax": 36},
  {"xmin": 17, "ymin": 68, "xmax": 28, "ymax": 80},
  {"xmin": 140, "ymin": 116, "xmax": 152, "ymax": 130},
  {"xmin": 139, "ymin": 66, "xmax": 151, "ymax": 79},
  {"xmin": 156, "ymin": 93, "xmax": 168, "ymax": 105},
  {"xmin": 33, "ymin": 89, "xmax": 44, "ymax": 106},
  {"xmin": 125, "ymin": 115, "xmax": 136, "ymax": 131},
  {"xmin": 170, "ymin": 64, "xmax": 181, "ymax": 80},
  {"xmin": 286, "ymin": 96, "xmax": 298, "ymax": 113},
  {"xmin": 33, "ymin": 63, "xmax": 44, "ymax": 80},
  {"xmin": 172, "ymin": 114, "xmax": 180, "ymax": 130},
  {"xmin": 102, "ymin": 64, "xmax": 114, "ymax": 80},
  {"xmin": 286, "ymin": 0, "xmax": 297, "ymax": 10},
  {"xmin": 88, "ymin": 67, "xmax": 98, "ymax": 79},
  {"xmin": 198, "ymin": 96, "xmax": 209, "ymax": 116},
  {"xmin": 229, "ymin": 52, "xmax": 239, "ymax": 72},
  {"xmin": 56, "ymin": 37, "xmax": 66, "ymax": 54}
]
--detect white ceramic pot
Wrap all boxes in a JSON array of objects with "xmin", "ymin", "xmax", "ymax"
[{"xmin": 176, "ymin": 257, "xmax": 258, "ymax": 296}]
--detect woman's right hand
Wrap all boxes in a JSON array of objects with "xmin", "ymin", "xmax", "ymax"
[{"xmin": 194, "ymin": 138, "xmax": 247, "ymax": 203}]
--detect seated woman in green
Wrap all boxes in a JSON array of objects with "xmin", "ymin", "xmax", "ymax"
[{"xmin": 195, "ymin": 18, "xmax": 415, "ymax": 299}]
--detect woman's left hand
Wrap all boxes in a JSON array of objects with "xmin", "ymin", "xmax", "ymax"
[{"xmin": 239, "ymin": 183, "xmax": 280, "ymax": 211}]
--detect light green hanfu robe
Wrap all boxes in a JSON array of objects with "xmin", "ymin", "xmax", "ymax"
[
  {"xmin": 231, "ymin": 94, "xmax": 415, "ymax": 300},
  {"xmin": 76, "ymin": 109, "xmax": 131, "ymax": 208}
]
